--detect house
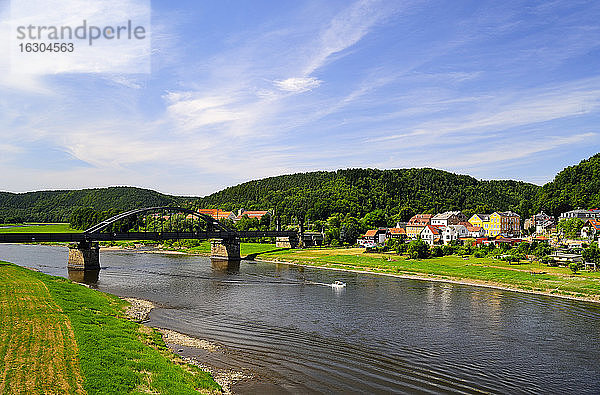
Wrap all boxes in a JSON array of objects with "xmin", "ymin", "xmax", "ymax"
[
  {"xmin": 559, "ymin": 209, "xmax": 600, "ymax": 221},
  {"xmin": 236, "ymin": 209, "xmax": 269, "ymax": 221},
  {"xmin": 483, "ymin": 211, "xmax": 521, "ymax": 237},
  {"xmin": 468, "ymin": 214, "xmax": 491, "ymax": 235},
  {"xmin": 441, "ymin": 224, "xmax": 468, "ymax": 244},
  {"xmin": 387, "ymin": 227, "xmax": 406, "ymax": 239},
  {"xmin": 406, "ymin": 214, "xmax": 432, "ymax": 239},
  {"xmin": 581, "ymin": 219, "xmax": 600, "ymax": 238},
  {"xmin": 526, "ymin": 211, "xmax": 555, "ymax": 234},
  {"xmin": 196, "ymin": 209, "xmax": 236, "ymax": 221},
  {"xmin": 420, "ymin": 225, "xmax": 443, "ymax": 246},
  {"xmin": 363, "ymin": 228, "xmax": 388, "ymax": 245},
  {"xmin": 431, "ymin": 211, "xmax": 467, "ymax": 226},
  {"xmin": 465, "ymin": 224, "xmax": 485, "ymax": 238}
]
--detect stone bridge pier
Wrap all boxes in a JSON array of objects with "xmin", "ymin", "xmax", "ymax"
[
  {"xmin": 210, "ymin": 238, "xmax": 241, "ymax": 271},
  {"xmin": 67, "ymin": 241, "xmax": 100, "ymax": 271}
]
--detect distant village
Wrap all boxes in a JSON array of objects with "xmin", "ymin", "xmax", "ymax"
[
  {"xmin": 191, "ymin": 207, "xmax": 600, "ymax": 251},
  {"xmin": 358, "ymin": 209, "xmax": 600, "ymax": 249}
]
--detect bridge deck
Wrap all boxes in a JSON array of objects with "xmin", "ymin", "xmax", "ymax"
[{"xmin": 0, "ymin": 231, "xmax": 297, "ymax": 244}]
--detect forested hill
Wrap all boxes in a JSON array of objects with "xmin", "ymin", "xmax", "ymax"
[
  {"xmin": 195, "ymin": 168, "xmax": 541, "ymax": 222},
  {"xmin": 536, "ymin": 153, "xmax": 600, "ymax": 217},
  {"xmin": 2, "ymin": 154, "xmax": 599, "ymax": 224},
  {"xmin": 0, "ymin": 187, "xmax": 181, "ymax": 223}
]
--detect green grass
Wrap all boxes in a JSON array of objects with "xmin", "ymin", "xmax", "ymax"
[
  {"xmin": 181, "ymin": 242, "xmax": 284, "ymax": 259},
  {"xmin": 0, "ymin": 261, "xmax": 221, "ymax": 394},
  {"xmin": 254, "ymin": 248, "xmax": 600, "ymax": 301},
  {"xmin": 0, "ymin": 223, "xmax": 79, "ymax": 233}
]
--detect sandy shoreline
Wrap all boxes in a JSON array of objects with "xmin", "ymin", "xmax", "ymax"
[
  {"xmin": 122, "ymin": 297, "xmax": 249, "ymax": 394},
  {"xmin": 254, "ymin": 257, "xmax": 600, "ymax": 305}
]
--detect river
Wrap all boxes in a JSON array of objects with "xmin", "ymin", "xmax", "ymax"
[{"xmin": 1, "ymin": 244, "xmax": 600, "ymax": 394}]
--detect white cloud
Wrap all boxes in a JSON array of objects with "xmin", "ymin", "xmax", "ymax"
[
  {"xmin": 274, "ymin": 77, "xmax": 321, "ymax": 92},
  {"xmin": 302, "ymin": 0, "xmax": 397, "ymax": 75}
]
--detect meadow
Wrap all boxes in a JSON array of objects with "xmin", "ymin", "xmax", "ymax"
[{"xmin": 0, "ymin": 261, "xmax": 221, "ymax": 394}]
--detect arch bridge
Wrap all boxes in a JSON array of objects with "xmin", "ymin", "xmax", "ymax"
[{"xmin": 0, "ymin": 206, "xmax": 299, "ymax": 270}]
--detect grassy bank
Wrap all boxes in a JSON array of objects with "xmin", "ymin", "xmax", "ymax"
[
  {"xmin": 179, "ymin": 241, "xmax": 285, "ymax": 259},
  {"xmin": 0, "ymin": 223, "xmax": 78, "ymax": 233},
  {"xmin": 253, "ymin": 247, "xmax": 600, "ymax": 302},
  {"xmin": 0, "ymin": 261, "xmax": 221, "ymax": 394}
]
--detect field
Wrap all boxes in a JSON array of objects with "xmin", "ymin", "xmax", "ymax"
[
  {"xmin": 253, "ymin": 247, "xmax": 600, "ymax": 301},
  {"xmin": 0, "ymin": 223, "xmax": 78, "ymax": 233},
  {"xmin": 0, "ymin": 261, "xmax": 221, "ymax": 394}
]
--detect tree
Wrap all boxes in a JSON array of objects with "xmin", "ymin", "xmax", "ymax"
[
  {"xmin": 340, "ymin": 216, "xmax": 362, "ymax": 245},
  {"xmin": 361, "ymin": 209, "xmax": 387, "ymax": 229},
  {"xmin": 397, "ymin": 206, "xmax": 415, "ymax": 222},
  {"xmin": 557, "ymin": 218, "xmax": 585, "ymax": 239},
  {"xmin": 407, "ymin": 238, "xmax": 430, "ymax": 259},
  {"xmin": 583, "ymin": 243, "xmax": 600, "ymax": 264}
]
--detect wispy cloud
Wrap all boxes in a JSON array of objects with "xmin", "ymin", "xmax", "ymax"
[
  {"xmin": 0, "ymin": 0, "xmax": 599, "ymax": 194},
  {"xmin": 274, "ymin": 77, "xmax": 321, "ymax": 93}
]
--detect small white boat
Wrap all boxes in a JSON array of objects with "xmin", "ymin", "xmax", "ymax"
[{"xmin": 331, "ymin": 281, "xmax": 346, "ymax": 288}]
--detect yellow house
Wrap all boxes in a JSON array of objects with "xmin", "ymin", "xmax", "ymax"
[
  {"xmin": 406, "ymin": 214, "xmax": 432, "ymax": 239},
  {"xmin": 468, "ymin": 214, "xmax": 491, "ymax": 235},
  {"xmin": 488, "ymin": 211, "xmax": 521, "ymax": 237}
]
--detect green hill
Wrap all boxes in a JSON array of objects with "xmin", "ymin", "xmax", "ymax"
[
  {"xmin": 536, "ymin": 153, "xmax": 600, "ymax": 217},
  {"xmin": 2, "ymin": 153, "xmax": 599, "ymax": 226},
  {"xmin": 196, "ymin": 168, "xmax": 540, "ymax": 223},
  {"xmin": 0, "ymin": 187, "xmax": 181, "ymax": 223}
]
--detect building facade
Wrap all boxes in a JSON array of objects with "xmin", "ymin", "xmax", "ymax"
[
  {"xmin": 406, "ymin": 214, "xmax": 432, "ymax": 239},
  {"xmin": 559, "ymin": 209, "xmax": 600, "ymax": 221}
]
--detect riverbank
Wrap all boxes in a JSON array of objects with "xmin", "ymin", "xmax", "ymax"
[
  {"xmin": 0, "ymin": 261, "xmax": 222, "ymax": 394},
  {"xmin": 253, "ymin": 247, "xmax": 600, "ymax": 304}
]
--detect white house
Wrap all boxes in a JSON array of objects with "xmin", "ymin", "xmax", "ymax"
[
  {"xmin": 465, "ymin": 225, "xmax": 485, "ymax": 238},
  {"xmin": 581, "ymin": 219, "xmax": 600, "ymax": 239},
  {"xmin": 441, "ymin": 224, "xmax": 468, "ymax": 244},
  {"xmin": 431, "ymin": 211, "xmax": 467, "ymax": 227},
  {"xmin": 420, "ymin": 225, "xmax": 443, "ymax": 246}
]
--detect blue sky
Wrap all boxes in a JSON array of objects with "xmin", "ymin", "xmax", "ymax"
[{"xmin": 1, "ymin": 0, "xmax": 599, "ymax": 196}]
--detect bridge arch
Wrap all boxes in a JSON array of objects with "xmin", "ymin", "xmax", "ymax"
[{"xmin": 84, "ymin": 206, "xmax": 234, "ymax": 234}]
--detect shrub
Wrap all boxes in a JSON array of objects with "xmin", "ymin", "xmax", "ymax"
[
  {"xmin": 431, "ymin": 246, "xmax": 444, "ymax": 257},
  {"xmin": 407, "ymin": 239, "xmax": 430, "ymax": 259},
  {"xmin": 569, "ymin": 262, "xmax": 579, "ymax": 274}
]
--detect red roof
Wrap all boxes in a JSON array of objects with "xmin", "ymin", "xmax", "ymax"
[
  {"xmin": 408, "ymin": 214, "xmax": 432, "ymax": 226},
  {"xmin": 587, "ymin": 219, "xmax": 600, "ymax": 230},
  {"xmin": 238, "ymin": 210, "xmax": 268, "ymax": 219},
  {"xmin": 364, "ymin": 229, "xmax": 378, "ymax": 237},
  {"xmin": 388, "ymin": 228, "xmax": 405, "ymax": 234},
  {"xmin": 424, "ymin": 225, "xmax": 441, "ymax": 235}
]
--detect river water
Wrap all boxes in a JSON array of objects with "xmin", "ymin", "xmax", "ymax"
[{"xmin": 2, "ymin": 244, "xmax": 600, "ymax": 394}]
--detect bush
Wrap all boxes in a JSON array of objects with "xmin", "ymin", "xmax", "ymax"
[
  {"xmin": 431, "ymin": 246, "xmax": 444, "ymax": 257},
  {"xmin": 407, "ymin": 239, "xmax": 430, "ymax": 259},
  {"xmin": 569, "ymin": 262, "xmax": 579, "ymax": 274},
  {"xmin": 442, "ymin": 244, "xmax": 454, "ymax": 256}
]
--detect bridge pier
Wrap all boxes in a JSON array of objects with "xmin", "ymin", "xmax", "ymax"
[
  {"xmin": 276, "ymin": 236, "xmax": 299, "ymax": 248},
  {"xmin": 210, "ymin": 238, "xmax": 241, "ymax": 261},
  {"xmin": 67, "ymin": 241, "xmax": 100, "ymax": 271},
  {"xmin": 210, "ymin": 238, "xmax": 241, "ymax": 271}
]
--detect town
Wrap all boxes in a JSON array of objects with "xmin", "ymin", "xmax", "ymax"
[{"xmin": 188, "ymin": 206, "xmax": 600, "ymax": 269}]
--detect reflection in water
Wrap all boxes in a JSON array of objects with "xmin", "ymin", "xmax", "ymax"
[
  {"xmin": 2, "ymin": 244, "xmax": 600, "ymax": 394},
  {"xmin": 210, "ymin": 259, "xmax": 240, "ymax": 272},
  {"xmin": 68, "ymin": 269, "xmax": 100, "ymax": 286}
]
